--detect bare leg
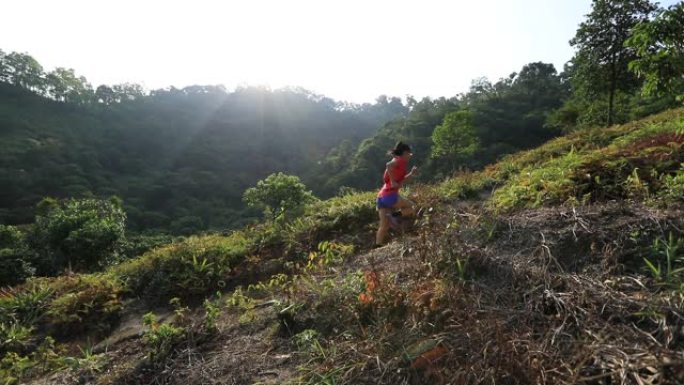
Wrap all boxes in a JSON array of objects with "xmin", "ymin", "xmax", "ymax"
[
  {"xmin": 393, "ymin": 196, "xmax": 415, "ymax": 217},
  {"xmin": 375, "ymin": 208, "xmax": 391, "ymax": 245}
]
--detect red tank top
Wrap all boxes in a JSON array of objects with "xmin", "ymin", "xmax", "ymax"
[{"xmin": 378, "ymin": 156, "xmax": 408, "ymax": 197}]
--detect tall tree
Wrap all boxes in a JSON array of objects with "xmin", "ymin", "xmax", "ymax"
[
  {"xmin": 627, "ymin": 3, "xmax": 684, "ymax": 100},
  {"xmin": 95, "ymin": 84, "xmax": 116, "ymax": 105},
  {"xmin": 243, "ymin": 173, "xmax": 316, "ymax": 221},
  {"xmin": 513, "ymin": 62, "xmax": 568, "ymax": 106},
  {"xmin": 570, "ymin": 0, "xmax": 657, "ymax": 126},
  {"xmin": 45, "ymin": 67, "xmax": 94, "ymax": 104},
  {"xmin": 431, "ymin": 110, "xmax": 480, "ymax": 170},
  {"xmin": 0, "ymin": 49, "xmax": 9, "ymax": 83},
  {"xmin": 112, "ymin": 83, "xmax": 145, "ymax": 102},
  {"xmin": 3, "ymin": 52, "xmax": 45, "ymax": 92}
]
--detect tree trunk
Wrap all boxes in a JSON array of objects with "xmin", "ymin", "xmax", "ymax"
[{"xmin": 608, "ymin": 54, "xmax": 617, "ymax": 127}]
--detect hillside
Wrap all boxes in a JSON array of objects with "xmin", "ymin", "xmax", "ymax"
[
  {"xmin": 0, "ymin": 82, "xmax": 406, "ymax": 232},
  {"xmin": 1, "ymin": 108, "xmax": 683, "ymax": 384}
]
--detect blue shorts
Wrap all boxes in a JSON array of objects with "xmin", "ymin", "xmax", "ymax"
[{"xmin": 376, "ymin": 193, "xmax": 399, "ymax": 209}]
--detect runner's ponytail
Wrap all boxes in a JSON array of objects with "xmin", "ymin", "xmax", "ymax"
[{"xmin": 388, "ymin": 141, "xmax": 412, "ymax": 156}]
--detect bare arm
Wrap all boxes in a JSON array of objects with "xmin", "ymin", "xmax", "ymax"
[
  {"xmin": 404, "ymin": 166, "xmax": 418, "ymax": 181},
  {"xmin": 386, "ymin": 159, "xmax": 399, "ymax": 188}
]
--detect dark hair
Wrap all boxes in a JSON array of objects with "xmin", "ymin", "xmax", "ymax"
[{"xmin": 389, "ymin": 141, "xmax": 412, "ymax": 156}]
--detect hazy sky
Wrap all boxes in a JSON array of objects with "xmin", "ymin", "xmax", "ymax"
[{"xmin": 2, "ymin": 0, "xmax": 678, "ymax": 103}]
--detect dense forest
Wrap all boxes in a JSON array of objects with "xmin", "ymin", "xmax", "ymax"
[{"xmin": 0, "ymin": 77, "xmax": 406, "ymax": 232}]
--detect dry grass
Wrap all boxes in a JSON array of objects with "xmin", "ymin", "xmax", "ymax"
[{"xmin": 10, "ymin": 108, "xmax": 684, "ymax": 385}]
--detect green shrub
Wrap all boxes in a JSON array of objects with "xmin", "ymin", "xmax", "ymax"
[
  {"xmin": 0, "ymin": 273, "xmax": 123, "ymax": 344},
  {"xmin": 305, "ymin": 191, "xmax": 376, "ymax": 234},
  {"xmin": 656, "ymin": 166, "xmax": 684, "ymax": 204},
  {"xmin": 0, "ymin": 337, "xmax": 65, "ymax": 385},
  {"xmin": 246, "ymin": 190, "xmax": 375, "ymax": 253},
  {"xmin": 29, "ymin": 197, "xmax": 126, "ymax": 274},
  {"xmin": 44, "ymin": 274, "xmax": 124, "ymax": 335},
  {"xmin": 306, "ymin": 241, "xmax": 355, "ymax": 270},
  {"xmin": 643, "ymin": 233, "xmax": 684, "ymax": 288},
  {"xmin": 117, "ymin": 233, "xmax": 175, "ymax": 261},
  {"xmin": 243, "ymin": 173, "xmax": 317, "ymax": 221},
  {"xmin": 0, "ymin": 225, "xmax": 33, "ymax": 287},
  {"xmin": 142, "ymin": 312, "xmax": 184, "ymax": 364},
  {"xmin": 113, "ymin": 233, "xmax": 249, "ymax": 301},
  {"xmin": 202, "ymin": 297, "xmax": 221, "ymax": 333},
  {"xmin": 0, "ymin": 322, "xmax": 34, "ymax": 354},
  {"xmin": 0, "ymin": 284, "xmax": 53, "ymax": 326},
  {"xmin": 436, "ymin": 170, "xmax": 495, "ymax": 200}
]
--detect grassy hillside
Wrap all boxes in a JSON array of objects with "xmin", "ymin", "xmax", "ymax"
[{"xmin": 1, "ymin": 108, "xmax": 683, "ymax": 384}]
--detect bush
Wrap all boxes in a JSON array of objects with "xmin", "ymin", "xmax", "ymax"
[
  {"xmin": 44, "ymin": 274, "xmax": 124, "ymax": 335},
  {"xmin": 0, "ymin": 272, "xmax": 123, "ymax": 370},
  {"xmin": 0, "ymin": 337, "xmax": 65, "ymax": 384},
  {"xmin": 656, "ymin": 167, "xmax": 684, "ymax": 204},
  {"xmin": 246, "ymin": 190, "xmax": 376, "ymax": 253},
  {"xmin": 0, "ymin": 225, "xmax": 33, "ymax": 287},
  {"xmin": 29, "ymin": 197, "xmax": 126, "ymax": 274},
  {"xmin": 118, "ymin": 233, "xmax": 175, "ymax": 261},
  {"xmin": 305, "ymin": 191, "xmax": 376, "ymax": 234},
  {"xmin": 243, "ymin": 173, "xmax": 317, "ymax": 221},
  {"xmin": 0, "ymin": 283, "xmax": 52, "ymax": 356},
  {"xmin": 0, "ymin": 274, "xmax": 124, "ymax": 340},
  {"xmin": 0, "ymin": 284, "xmax": 53, "ymax": 326},
  {"xmin": 142, "ymin": 312, "xmax": 184, "ymax": 364},
  {"xmin": 436, "ymin": 170, "xmax": 495, "ymax": 200},
  {"xmin": 113, "ymin": 233, "xmax": 250, "ymax": 301}
]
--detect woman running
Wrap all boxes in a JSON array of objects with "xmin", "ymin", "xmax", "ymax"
[{"xmin": 375, "ymin": 141, "xmax": 418, "ymax": 246}]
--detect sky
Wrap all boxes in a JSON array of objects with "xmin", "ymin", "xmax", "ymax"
[{"xmin": 1, "ymin": 0, "xmax": 677, "ymax": 103}]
